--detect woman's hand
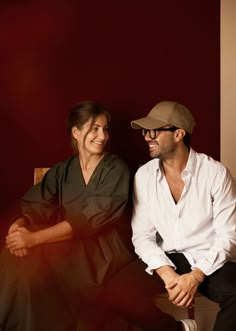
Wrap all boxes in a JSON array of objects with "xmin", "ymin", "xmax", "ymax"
[
  {"xmin": 8, "ymin": 247, "xmax": 29, "ymax": 258},
  {"xmin": 8, "ymin": 223, "xmax": 21, "ymax": 235},
  {"xmin": 8, "ymin": 217, "xmax": 26, "ymax": 234},
  {"xmin": 5, "ymin": 220, "xmax": 73, "ymax": 258},
  {"xmin": 6, "ymin": 227, "xmax": 37, "ymax": 251},
  {"xmin": 6, "ymin": 218, "xmax": 30, "ymax": 257}
]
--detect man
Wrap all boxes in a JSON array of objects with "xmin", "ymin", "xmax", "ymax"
[{"xmin": 130, "ymin": 101, "xmax": 236, "ymax": 331}]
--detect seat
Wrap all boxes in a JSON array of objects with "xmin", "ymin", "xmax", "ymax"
[{"xmin": 34, "ymin": 167, "xmax": 50, "ymax": 185}]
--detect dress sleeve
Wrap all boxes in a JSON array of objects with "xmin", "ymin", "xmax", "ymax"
[
  {"xmin": 21, "ymin": 165, "xmax": 60, "ymax": 225},
  {"xmin": 65, "ymin": 158, "xmax": 131, "ymax": 238}
]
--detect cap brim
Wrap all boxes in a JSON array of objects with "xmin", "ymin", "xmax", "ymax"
[{"xmin": 131, "ymin": 116, "xmax": 168, "ymax": 129}]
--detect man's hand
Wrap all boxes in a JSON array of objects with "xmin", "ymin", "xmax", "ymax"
[
  {"xmin": 155, "ymin": 265, "xmax": 203, "ymax": 308},
  {"xmin": 165, "ymin": 273, "xmax": 199, "ymax": 307}
]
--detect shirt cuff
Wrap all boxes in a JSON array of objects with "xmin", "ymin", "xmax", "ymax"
[
  {"xmin": 145, "ymin": 256, "xmax": 176, "ymax": 275},
  {"xmin": 194, "ymin": 259, "xmax": 222, "ymax": 276}
]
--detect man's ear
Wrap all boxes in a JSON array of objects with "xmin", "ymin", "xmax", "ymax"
[{"xmin": 175, "ymin": 128, "xmax": 186, "ymax": 142}]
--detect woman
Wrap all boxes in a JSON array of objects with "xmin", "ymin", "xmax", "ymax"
[{"xmin": 0, "ymin": 101, "xmax": 182, "ymax": 331}]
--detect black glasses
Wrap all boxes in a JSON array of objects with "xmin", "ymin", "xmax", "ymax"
[{"xmin": 142, "ymin": 126, "xmax": 178, "ymax": 139}]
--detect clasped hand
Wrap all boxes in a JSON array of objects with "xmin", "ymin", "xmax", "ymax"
[
  {"xmin": 6, "ymin": 225, "xmax": 36, "ymax": 258},
  {"xmin": 165, "ymin": 273, "xmax": 199, "ymax": 308}
]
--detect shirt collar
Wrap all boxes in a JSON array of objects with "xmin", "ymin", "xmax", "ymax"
[
  {"xmin": 183, "ymin": 148, "xmax": 197, "ymax": 177},
  {"xmin": 155, "ymin": 158, "xmax": 163, "ymax": 180},
  {"xmin": 155, "ymin": 147, "xmax": 197, "ymax": 178}
]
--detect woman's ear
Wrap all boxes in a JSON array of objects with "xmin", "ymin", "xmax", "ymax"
[{"xmin": 71, "ymin": 126, "xmax": 79, "ymax": 139}]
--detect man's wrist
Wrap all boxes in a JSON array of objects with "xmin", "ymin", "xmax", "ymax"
[
  {"xmin": 155, "ymin": 265, "xmax": 176, "ymax": 284},
  {"xmin": 191, "ymin": 268, "xmax": 205, "ymax": 284},
  {"xmin": 190, "ymin": 274, "xmax": 200, "ymax": 285}
]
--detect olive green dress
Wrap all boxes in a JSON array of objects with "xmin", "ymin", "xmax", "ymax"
[{"xmin": 0, "ymin": 154, "xmax": 136, "ymax": 331}]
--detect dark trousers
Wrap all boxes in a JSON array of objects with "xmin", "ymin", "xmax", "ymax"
[
  {"xmin": 100, "ymin": 254, "xmax": 236, "ymax": 331},
  {"xmin": 99, "ymin": 258, "xmax": 182, "ymax": 331},
  {"xmin": 167, "ymin": 253, "xmax": 236, "ymax": 331},
  {"xmin": 200, "ymin": 262, "xmax": 236, "ymax": 331}
]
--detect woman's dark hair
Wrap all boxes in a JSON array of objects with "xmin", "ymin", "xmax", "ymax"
[{"xmin": 68, "ymin": 101, "xmax": 111, "ymax": 154}]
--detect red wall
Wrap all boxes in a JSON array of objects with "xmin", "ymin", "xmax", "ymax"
[{"xmin": 0, "ymin": 0, "xmax": 220, "ymax": 240}]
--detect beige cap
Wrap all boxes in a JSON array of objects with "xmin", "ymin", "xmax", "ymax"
[{"xmin": 131, "ymin": 101, "xmax": 196, "ymax": 134}]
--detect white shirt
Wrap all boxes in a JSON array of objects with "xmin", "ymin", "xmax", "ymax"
[{"xmin": 131, "ymin": 148, "xmax": 236, "ymax": 276}]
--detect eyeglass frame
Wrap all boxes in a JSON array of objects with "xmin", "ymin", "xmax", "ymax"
[{"xmin": 142, "ymin": 126, "xmax": 178, "ymax": 139}]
